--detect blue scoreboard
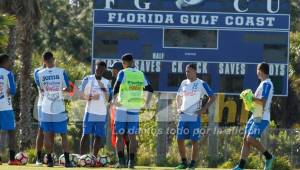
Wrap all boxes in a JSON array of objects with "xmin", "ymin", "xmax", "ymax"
[{"xmin": 92, "ymin": 0, "xmax": 290, "ymax": 96}]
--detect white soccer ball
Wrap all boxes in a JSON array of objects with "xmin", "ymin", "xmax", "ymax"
[
  {"xmin": 43, "ymin": 153, "xmax": 58, "ymax": 164},
  {"xmin": 79, "ymin": 154, "xmax": 96, "ymax": 167},
  {"xmin": 59, "ymin": 153, "xmax": 80, "ymax": 166},
  {"xmin": 98, "ymin": 155, "xmax": 111, "ymax": 166},
  {"xmin": 15, "ymin": 152, "xmax": 28, "ymax": 165},
  {"xmin": 58, "ymin": 154, "xmax": 66, "ymax": 165},
  {"xmin": 71, "ymin": 154, "xmax": 80, "ymax": 166}
]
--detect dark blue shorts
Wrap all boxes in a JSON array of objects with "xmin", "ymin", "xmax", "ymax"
[
  {"xmin": 245, "ymin": 118, "xmax": 269, "ymax": 139},
  {"xmin": 0, "ymin": 110, "xmax": 15, "ymax": 130},
  {"xmin": 114, "ymin": 109, "xmax": 139, "ymax": 135},
  {"xmin": 41, "ymin": 121, "xmax": 68, "ymax": 134},
  {"xmin": 176, "ymin": 113, "xmax": 201, "ymax": 141},
  {"xmin": 83, "ymin": 112, "xmax": 106, "ymax": 137}
]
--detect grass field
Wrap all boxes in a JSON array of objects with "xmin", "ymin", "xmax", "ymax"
[{"xmin": 0, "ymin": 164, "xmax": 229, "ymax": 170}]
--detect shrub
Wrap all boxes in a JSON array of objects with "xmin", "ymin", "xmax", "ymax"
[{"xmin": 272, "ymin": 156, "xmax": 292, "ymax": 170}]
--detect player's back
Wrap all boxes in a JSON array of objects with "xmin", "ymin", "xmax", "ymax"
[
  {"xmin": 0, "ymin": 68, "xmax": 15, "ymax": 111},
  {"xmin": 37, "ymin": 67, "xmax": 69, "ymax": 116}
]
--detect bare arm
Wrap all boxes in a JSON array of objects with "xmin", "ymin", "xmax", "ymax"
[
  {"xmin": 198, "ymin": 94, "xmax": 216, "ymax": 115},
  {"xmin": 176, "ymin": 94, "xmax": 182, "ymax": 113}
]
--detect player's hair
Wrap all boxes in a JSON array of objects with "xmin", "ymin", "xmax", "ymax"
[
  {"xmin": 96, "ymin": 61, "xmax": 107, "ymax": 67},
  {"xmin": 43, "ymin": 51, "xmax": 53, "ymax": 61},
  {"xmin": 186, "ymin": 63, "xmax": 197, "ymax": 71},
  {"xmin": 258, "ymin": 62, "xmax": 269, "ymax": 75},
  {"xmin": 0, "ymin": 54, "xmax": 10, "ymax": 65},
  {"xmin": 121, "ymin": 53, "xmax": 133, "ymax": 62}
]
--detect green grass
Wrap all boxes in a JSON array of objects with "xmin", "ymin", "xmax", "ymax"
[{"xmin": 0, "ymin": 164, "xmax": 229, "ymax": 170}]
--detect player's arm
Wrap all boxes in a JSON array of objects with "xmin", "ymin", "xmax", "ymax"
[
  {"xmin": 176, "ymin": 82, "xmax": 183, "ymax": 114},
  {"xmin": 143, "ymin": 75, "xmax": 153, "ymax": 109},
  {"xmin": 111, "ymin": 71, "xmax": 124, "ymax": 105},
  {"xmin": 98, "ymin": 81, "xmax": 109, "ymax": 102},
  {"xmin": 253, "ymin": 82, "xmax": 271, "ymax": 107},
  {"xmin": 79, "ymin": 77, "xmax": 91, "ymax": 100},
  {"xmin": 176, "ymin": 95, "xmax": 182, "ymax": 114},
  {"xmin": 7, "ymin": 72, "xmax": 16, "ymax": 96},
  {"xmin": 62, "ymin": 70, "xmax": 71, "ymax": 92},
  {"xmin": 199, "ymin": 82, "xmax": 216, "ymax": 114}
]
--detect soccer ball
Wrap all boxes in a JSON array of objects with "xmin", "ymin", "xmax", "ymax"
[
  {"xmin": 71, "ymin": 154, "xmax": 80, "ymax": 166},
  {"xmin": 15, "ymin": 152, "xmax": 28, "ymax": 165},
  {"xmin": 59, "ymin": 154, "xmax": 80, "ymax": 166},
  {"xmin": 78, "ymin": 154, "xmax": 96, "ymax": 167},
  {"xmin": 98, "ymin": 155, "xmax": 111, "ymax": 167},
  {"xmin": 43, "ymin": 153, "xmax": 58, "ymax": 164}
]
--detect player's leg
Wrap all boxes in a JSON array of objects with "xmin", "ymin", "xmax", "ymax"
[
  {"xmin": 80, "ymin": 115, "xmax": 94, "ymax": 155},
  {"xmin": 1, "ymin": 110, "xmax": 20, "ymax": 165},
  {"xmin": 246, "ymin": 120, "xmax": 274, "ymax": 170},
  {"xmin": 93, "ymin": 121, "xmax": 106, "ymax": 157},
  {"xmin": 175, "ymin": 114, "xmax": 188, "ymax": 169},
  {"xmin": 43, "ymin": 129, "xmax": 55, "ymax": 167},
  {"xmin": 35, "ymin": 106, "xmax": 44, "ymax": 165},
  {"xmin": 114, "ymin": 109, "xmax": 127, "ymax": 168},
  {"xmin": 189, "ymin": 115, "xmax": 201, "ymax": 169},
  {"xmin": 56, "ymin": 120, "xmax": 74, "ymax": 167},
  {"xmin": 7, "ymin": 130, "xmax": 19, "ymax": 165},
  {"xmin": 233, "ymin": 119, "xmax": 253, "ymax": 170},
  {"xmin": 124, "ymin": 134, "xmax": 130, "ymax": 164},
  {"xmin": 35, "ymin": 128, "xmax": 44, "ymax": 165},
  {"xmin": 127, "ymin": 110, "xmax": 140, "ymax": 169}
]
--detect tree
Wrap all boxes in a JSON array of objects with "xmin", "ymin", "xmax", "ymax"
[
  {"xmin": 34, "ymin": 0, "xmax": 92, "ymax": 62},
  {"xmin": 0, "ymin": 14, "xmax": 15, "ymax": 52},
  {"xmin": 0, "ymin": 0, "xmax": 41, "ymax": 149}
]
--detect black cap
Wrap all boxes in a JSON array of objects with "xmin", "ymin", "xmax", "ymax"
[
  {"xmin": 108, "ymin": 61, "xmax": 123, "ymax": 71},
  {"xmin": 121, "ymin": 53, "xmax": 133, "ymax": 61}
]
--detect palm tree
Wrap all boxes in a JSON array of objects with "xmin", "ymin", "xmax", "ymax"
[
  {"xmin": 0, "ymin": 14, "xmax": 15, "ymax": 51},
  {"xmin": 0, "ymin": 0, "xmax": 41, "ymax": 149}
]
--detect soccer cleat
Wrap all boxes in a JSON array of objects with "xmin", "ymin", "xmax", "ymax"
[
  {"xmin": 175, "ymin": 162, "xmax": 188, "ymax": 169},
  {"xmin": 8, "ymin": 160, "xmax": 21, "ymax": 165},
  {"xmin": 128, "ymin": 160, "xmax": 135, "ymax": 169},
  {"xmin": 264, "ymin": 156, "xmax": 275, "ymax": 170},
  {"xmin": 187, "ymin": 163, "xmax": 196, "ymax": 170},
  {"xmin": 113, "ymin": 162, "xmax": 126, "ymax": 168},
  {"xmin": 232, "ymin": 165, "xmax": 244, "ymax": 170},
  {"xmin": 35, "ymin": 160, "xmax": 43, "ymax": 166}
]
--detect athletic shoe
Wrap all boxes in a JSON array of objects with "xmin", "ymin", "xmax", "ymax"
[
  {"xmin": 264, "ymin": 156, "xmax": 275, "ymax": 170},
  {"xmin": 114, "ymin": 158, "xmax": 126, "ymax": 168},
  {"xmin": 128, "ymin": 160, "xmax": 135, "ymax": 169},
  {"xmin": 187, "ymin": 163, "xmax": 196, "ymax": 170},
  {"xmin": 8, "ymin": 160, "xmax": 21, "ymax": 165},
  {"xmin": 35, "ymin": 160, "xmax": 43, "ymax": 166},
  {"xmin": 232, "ymin": 165, "xmax": 244, "ymax": 170},
  {"xmin": 175, "ymin": 162, "xmax": 188, "ymax": 169}
]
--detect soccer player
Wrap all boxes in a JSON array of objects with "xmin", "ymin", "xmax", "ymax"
[
  {"xmin": 175, "ymin": 63, "xmax": 215, "ymax": 169},
  {"xmin": 112, "ymin": 53, "xmax": 153, "ymax": 168},
  {"xmin": 109, "ymin": 61, "xmax": 131, "ymax": 163},
  {"xmin": 0, "ymin": 54, "xmax": 19, "ymax": 165},
  {"xmin": 79, "ymin": 61, "xmax": 110, "ymax": 160},
  {"xmin": 35, "ymin": 52, "xmax": 74, "ymax": 167},
  {"xmin": 33, "ymin": 64, "xmax": 45, "ymax": 165},
  {"xmin": 233, "ymin": 62, "xmax": 274, "ymax": 170}
]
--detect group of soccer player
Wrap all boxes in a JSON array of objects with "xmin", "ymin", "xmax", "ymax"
[{"xmin": 0, "ymin": 51, "xmax": 275, "ymax": 170}]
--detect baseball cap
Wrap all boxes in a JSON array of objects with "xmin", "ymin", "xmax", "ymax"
[{"xmin": 108, "ymin": 61, "xmax": 123, "ymax": 71}]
